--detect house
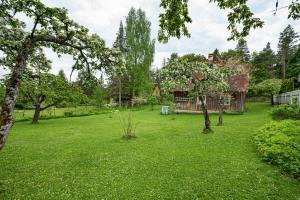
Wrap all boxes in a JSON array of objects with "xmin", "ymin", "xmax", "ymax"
[{"xmin": 173, "ymin": 54, "xmax": 250, "ymax": 113}]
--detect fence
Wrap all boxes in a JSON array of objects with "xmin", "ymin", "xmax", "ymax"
[{"xmin": 273, "ymin": 90, "xmax": 300, "ymax": 105}]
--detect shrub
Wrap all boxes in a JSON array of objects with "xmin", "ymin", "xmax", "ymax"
[
  {"xmin": 119, "ymin": 112, "xmax": 137, "ymax": 139},
  {"xmin": 270, "ymin": 104, "xmax": 300, "ymax": 120},
  {"xmin": 253, "ymin": 120, "xmax": 300, "ymax": 178},
  {"xmin": 147, "ymin": 95, "xmax": 160, "ymax": 110},
  {"xmin": 132, "ymin": 96, "xmax": 147, "ymax": 107},
  {"xmin": 63, "ymin": 111, "xmax": 74, "ymax": 117}
]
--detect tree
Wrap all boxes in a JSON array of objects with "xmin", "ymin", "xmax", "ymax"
[
  {"xmin": 251, "ymin": 42, "xmax": 277, "ymax": 84},
  {"xmin": 287, "ymin": 47, "xmax": 300, "ymax": 87},
  {"xmin": 19, "ymin": 73, "xmax": 76, "ymax": 124},
  {"xmin": 255, "ymin": 79, "xmax": 282, "ymax": 105},
  {"xmin": 167, "ymin": 52, "xmax": 179, "ymax": 64},
  {"xmin": 125, "ymin": 8, "xmax": 155, "ymax": 101},
  {"xmin": 277, "ymin": 25, "xmax": 299, "ymax": 79},
  {"xmin": 161, "ymin": 58, "xmax": 233, "ymax": 132},
  {"xmin": 0, "ymin": 0, "xmax": 123, "ymax": 150},
  {"xmin": 158, "ymin": 0, "xmax": 299, "ymax": 42},
  {"xmin": 92, "ymin": 84, "xmax": 106, "ymax": 108},
  {"xmin": 58, "ymin": 69, "xmax": 68, "ymax": 82},
  {"xmin": 236, "ymin": 39, "xmax": 251, "ymax": 61},
  {"xmin": 76, "ymin": 70, "xmax": 99, "ymax": 96},
  {"xmin": 111, "ymin": 21, "xmax": 127, "ymax": 107}
]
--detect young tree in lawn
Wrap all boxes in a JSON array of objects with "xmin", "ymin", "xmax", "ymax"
[
  {"xmin": 0, "ymin": 0, "xmax": 123, "ymax": 150},
  {"xmin": 125, "ymin": 8, "xmax": 155, "ymax": 102},
  {"xmin": 236, "ymin": 38, "xmax": 251, "ymax": 61},
  {"xmin": 277, "ymin": 25, "xmax": 299, "ymax": 79},
  {"xmin": 255, "ymin": 79, "xmax": 282, "ymax": 106},
  {"xmin": 158, "ymin": 0, "xmax": 299, "ymax": 42},
  {"xmin": 161, "ymin": 59, "xmax": 232, "ymax": 132}
]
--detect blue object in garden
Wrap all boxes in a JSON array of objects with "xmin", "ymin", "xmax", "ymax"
[{"xmin": 161, "ymin": 106, "xmax": 169, "ymax": 115}]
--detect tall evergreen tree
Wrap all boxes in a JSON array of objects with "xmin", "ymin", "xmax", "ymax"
[
  {"xmin": 251, "ymin": 42, "xmax": 277, "ymax": 83},
  {"xmin": 236, "ymin": 38, "xmax": 251, "ymax": 61},
  {"xmin": 287, "ymin": 47, "xmax": 300, "ymax": 87},
  {"xmin": 277, "ymin": 25, "xmax": 299, "ymax": 79},
  {"xmin": 125, "ymin": 8, "xmax": 155, "ymax": 101},
  {"xmin": 111, "ymin": 21, "xmax": 127, "ymax": 107},
  {"xmin": 58, "ymin": 69, "xmax": 68, "ymax": 82},
  {"xmin": 167, "ymin": 53, "xmax": 179, "ymax": 64}
]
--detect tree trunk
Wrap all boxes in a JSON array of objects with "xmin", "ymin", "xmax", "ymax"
[
  {"xmin": 0, "ymin": 39, "xmax": 31, "ymax": 151},
  {"xmin": 218, "ymin": 99, "xmax": 224, "ymax": 126},
  {"xmin": 282, "ymin": 50, "xmax": 288, "ymax": 79},
  {"xmin": 270, "ymin": 93, "xmax": 274, "ymax": 106},
  {"xmin": 199, "ymin": 95, "xmax": 211, "ymax": 132},
  {"xmin": 118, "ymin": 78, "xmax": 122, "ymax": 107},
  {"xmin": 32, "ymin": 105, "xmax": 41, "ymax": 124},
  {"xmin": 131, "ymin": 90, "xmax": 135, "ymax": 107}
]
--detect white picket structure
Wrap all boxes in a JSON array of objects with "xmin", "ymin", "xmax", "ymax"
[{"xmin": 273, "ymin": 90, "xmax": 300, "ymax": 105}]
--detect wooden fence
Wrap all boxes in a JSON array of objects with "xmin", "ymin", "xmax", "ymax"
[{"xmin": 273, "ymin": 90, "xmax": 300, "ymax": 105}]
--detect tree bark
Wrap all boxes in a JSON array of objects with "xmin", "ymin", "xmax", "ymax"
[
  {"xmin": 199, "ymin": 95, "xmax": 211, "ymax": 132},
  {"xmin": 218, "ymin": 98, "xmax": 224, "ymax": 126},
  {"xmin": 32, "ymin": 105, "xmax": 41, "ymax": 124},
  {"xmin": 270, "ymin": 93, "xmax": 274, "ymax": 106},
  {"xmin": 0, "ymin": 39, "xmax": 31, "ymax": 151},
  {"xmin": 282, "ymin": 49, "xmax": 288, "ymax": 79},
  {"xmin": 118, "ymin": 78, "xmax": 122, "ymax": 107}
]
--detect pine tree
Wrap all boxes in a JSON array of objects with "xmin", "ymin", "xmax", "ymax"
[
  {"xmin": 167, "ymin": 53, "xmax": 179, "ymax": 64},
  {"xmin": 236, "ymin": 39, "xmax": 251, "ymax": 61},
  {"xmin": 251, "ymin": 42, "xmax": 277, "ymax": 83},
  {"xmin": 125, "ymin": 7, "xmax": 155, "ymax": 101},
  {"xmin": 110, "ymin": 21, "xmax": 127, "ymax": 107},
  {"xmin": 58, "ymin": 69, "xmax": 68, "ymax": 82},
  {"xmin": 277, "ymin": 25, "xmax": 299, "ymax": 79},
  {"xmin": 113, "ymin": 21, "xmax": 126, "ymax": 53}
]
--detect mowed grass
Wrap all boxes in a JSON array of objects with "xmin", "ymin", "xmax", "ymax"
[{"xmin": 0, "ymin": 103, "xmax": 299, "ymax": 200}]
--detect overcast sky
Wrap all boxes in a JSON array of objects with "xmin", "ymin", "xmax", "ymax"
[{"xmin": 1, "ymin": 0, "xmax": 299, "ymax": 79}]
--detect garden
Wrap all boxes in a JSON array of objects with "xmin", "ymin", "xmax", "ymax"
[
  {"xmin": 0, "ymin": 0, "xmax": 299, "ymax": 199},
  {"xmin": 0, "ymin": 103, "xmax": 299, "ymax": 199}
]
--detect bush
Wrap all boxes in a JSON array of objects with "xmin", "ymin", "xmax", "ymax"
[
  {"xmin": 119, "ymin": 112, "xmax": 137, "ymax": 139},
  {"xmin": 132, "ymin": 96, "xmax": 147, "ymax": 107},
  {"xmin": 253, "ymin": 120, "xmax": 300, "ymax": 178},
  {"xmin": 270, "ymin": 104, "xmax": 300, "ymax": 120},
  {"xmin": 63, "ymin": 111, "xmax": 74, "ymax": 117},
  {"xmin": 147, "ymin": 95, "xmax": 160, "ymax": 110}
]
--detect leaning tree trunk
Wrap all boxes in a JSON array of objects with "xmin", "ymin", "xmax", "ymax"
[
  {"xmin": 0, "ymin": 40, "xmax": 31, "ymax": 151},
  {"xmin": 199, "ymin": 95, "xmax": 211, "ymax": 132},
  {"xmin": 32, "ymin": 105, "xmax": 41, "ymax": 124}
]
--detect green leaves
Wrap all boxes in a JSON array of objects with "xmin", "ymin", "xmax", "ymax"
[
  {"xmin": 159, "ymin": 0, "xmax": 298, "ymax": 42},
  {"xmin": 158, "ymin": 0, "xmax": 192, "ymax": 43},
  {"xmin": 255, "ymin": 79, "xmax": 282, "ymax": 96}
]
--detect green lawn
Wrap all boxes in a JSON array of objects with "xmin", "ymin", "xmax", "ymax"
[{"xmin": 0, "ymin": 103, "xmax": 299, "ymax": 199}]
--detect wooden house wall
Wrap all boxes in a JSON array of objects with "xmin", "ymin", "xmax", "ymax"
[{"xmin": 173, "ymin": 91, "xmax": 245, "ymax": 112}]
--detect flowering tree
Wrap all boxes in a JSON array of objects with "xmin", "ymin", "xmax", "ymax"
[
  {"xmin": 255, "ymin": 79, "xmax": 282, "ymax": 105},
  {"xmin": 0, "ymin": 0, "xmax": 123, "ymax": 151},
  {"xmin": 161, "ymin": 59, "xmax": 233, "ymax": 132}
]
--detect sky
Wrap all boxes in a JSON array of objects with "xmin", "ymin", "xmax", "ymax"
[{"xmin": 1, "ymin": 0, "xmax": 299, "ymax": 79}]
